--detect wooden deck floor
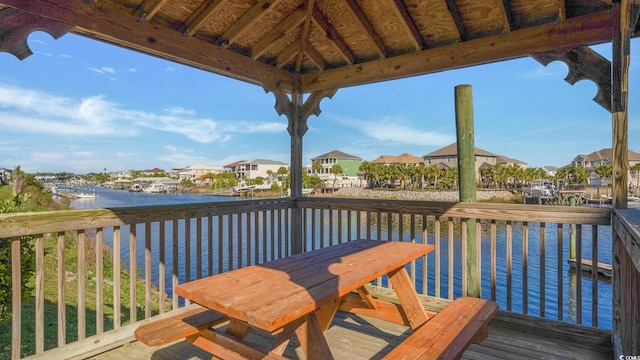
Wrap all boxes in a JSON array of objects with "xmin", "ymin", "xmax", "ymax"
[{"xmin": 90, "ymin": 309, "xmax": 612, "ymax": 360}]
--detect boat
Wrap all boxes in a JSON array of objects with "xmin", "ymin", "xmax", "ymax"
[
  {"xmin": 522, "ymin": 180, "xmax": 556, "ymax": 197},
  {"xmin": 143, "ymin": 182, "xmax": 167, "ymax": 193},
  {"xmin": 232, "ymin": 182, "xmax": 257, "ymax": 195},
  {"xmin": 129, "ymin": 183, "xmax": 143, "ymax": 192},
  {"xmin": 71, "ymin": 192, "xmax": 97, "ymax": 199}
]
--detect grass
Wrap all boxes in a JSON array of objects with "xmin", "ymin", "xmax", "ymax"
[{"xmin": 0, "ymin": 188, "xmax": 169, "ymax": 359}]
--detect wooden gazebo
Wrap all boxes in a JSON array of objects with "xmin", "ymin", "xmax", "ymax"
[{"xmin": 1, "ymin": 0, "xmax": 639, "ymax": 359}]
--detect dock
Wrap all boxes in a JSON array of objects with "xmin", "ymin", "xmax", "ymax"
[{"xmin": 568, "ymin": 258, "xmax": 613, "ymax": 277}]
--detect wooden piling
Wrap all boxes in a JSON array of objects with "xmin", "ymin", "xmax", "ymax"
[{"xmin": 455, "ymin": 84, "xmax": 479, "ymax": 297}]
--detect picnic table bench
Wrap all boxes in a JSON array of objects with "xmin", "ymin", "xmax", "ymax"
[{"xmin": 135, "ymin": 239, "xmax": 498, "ymax": 359}]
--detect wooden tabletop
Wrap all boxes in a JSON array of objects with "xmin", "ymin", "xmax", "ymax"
[{"xmin": 175, "ymin": 239, "xmax": 433, "ymax": 333}]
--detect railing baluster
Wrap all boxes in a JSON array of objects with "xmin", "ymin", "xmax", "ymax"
[
  {"xmin": 185, "ymin": 218, "xmax": 191, "ymax": 280},
  {"xmin": 540, "ymin": 223, "xmax": 546, "ymax": 318},
  {"xmin": 129, "ymin": 225, "xmax": 137, "ymax": 322},
  {"xmin": 35, "ymin": 235, "xmax": 44, "ymax": 353},
  {"xmin": 57, "ymin": 232, "xmax": 67, "ymax": 344},
  {"xmin": 197, "ymin": 217, "xmax": 203, "ymax": 278},
  {"xmin": 227, "ymin": 214, "xmax": 233, "ymax": 269},
  {"xmin": 270, "ymin": 209, "xmax": 275, "ymax": 259},
  {"xmin": 448, "ymin": 218, "xmax": 453, "ymax": 300},
  {"xmin": 461, "ymin": 220, "xmax": 467, "ymax": 295},
  {"xmin": 490, "ymin": 220, "xmax": 496, "ymax": 302},
  {"xmin": 592, "ymin": 224, "xmax": 598, "ymax": 327},
  {"xmin": 238, "ymin": 213, "xmax": 243, "ymax": 268},
  {"xmin": 159, "ymin": 221, "xmax": 166, "ymax": 314},
  {"xmin": 173, "ymin": 219, "xmax": 179, "ymax": 310},
  {"xmin": 262, "ymin": 211, "xmax": 268, "ymax": 262},
  {"xmin": 253, "ymin": 212, "xmax": 259, "ymax": 264},
  {"xmin": 523, "ymin": 221, "xmax": 529, "ymax": 315},
  {"xmin": 78, "ymin": 229, "xmax": 86, "ymax": 339},
  {"xmin": 96, "ymin": 228, "xmax": 104, "ymax": 331},
  {"xmin": 246, "ymin": 212, "xmax": 252, "ymax": 266},
  {"xmin": 11, "ymin": 236, "xmax": 21, "ymax": 360},
  {"xmin": 507, "ymin": 221, "xmax": 512, "ymax": 311},
  {"xmin": 576, "ymin": 224, "xmax": 583, "ymax": 325},
  {"xmin": 421, "ymin": 214, "xmax": 427, "ymax": 295},
  {"xmin": 113, "ymin": 226, "xmax": 122, "ymax": 328},
  {"xmin": 208, "ymin": 215, "xmax": 213, "ymax": 276},
  {"xmin": 145, "ymin": 222, "xmax": 152, "ymax": 319},
  {"xmin": 557, "ymin": 223, "xmax": 563, "ymax": 321},
  {"xmin": 338, "ymin": 209, "xmax": 343, "ymax": 244},
  {"xmin": 329, "ymin": 209, "xmax": 334, "ymax": 247},
  {"xmin": 435, "ymin": 216, "xmax": 441, "ymax": 298}
]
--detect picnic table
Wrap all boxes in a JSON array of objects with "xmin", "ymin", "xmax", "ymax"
[{"xmin": 135, "ymin": 239, "xmax": 497, "ymax": 359}]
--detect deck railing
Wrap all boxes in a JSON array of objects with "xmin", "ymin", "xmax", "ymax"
[
  {"xmin": 0, "ymin": 197, "xmax": 616, "ymax": 359},
  {"xmin": 611, "ymin": 209, "xmax": 640, "ymax": 357}
]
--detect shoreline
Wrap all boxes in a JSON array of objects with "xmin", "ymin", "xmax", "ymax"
[{"xmin": 313, "ymin": 187, "xmax": 516, "ymax": 202}]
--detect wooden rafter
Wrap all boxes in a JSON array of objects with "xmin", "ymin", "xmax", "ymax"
[
  {"xmin": 311, "ymin": 6, "xmax": 356, "ymax": 65},
  {"xmin": 304, "ymin": 45, "xmax": 327, "ymax": 70},
  {"xmin": 180, "ymin": 0, "xmax": 226, "ymax": 36},
  {"xmin": 388, "ymin": 0, "xmax": 424, "ymax": 51},
  {"xmin": 217, "ymin": 0, "xmax": 283, "ymax": 47},
  {"xmin": 277, "ymin": 41, "xmax": 299, "ymax": 68},
  {"xmin": 251, "ymin": 7, "xmax": 306, "ymax": 59},
  {"xmin": 300, "ymin": 10, "xmax": 613, "ymax": 92},
  {"xmin": 558, "ymin": 0, "xmax": 567, "ymax": 21},
  {"xmin": 296, "ymin": 0, "xmax": 315, "ymax": 72},
  {"xmin": 345, "ymin": 0, "xmax": 385, "ymax": 58},
  {"xmin": 443, "ymin": 0, "xmax": 466, "ymax": 41},
  {"xmin": 136, "ymin": 0, "xmax": 168, "ymax": 22},
  {"xmin": 497, "ymin": 0, "xmax": 513, "ymax": 32}
]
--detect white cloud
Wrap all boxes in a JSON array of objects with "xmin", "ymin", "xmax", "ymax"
[{"xmin": 331, "ymin": 115, "xmax": 454, "ymax": 146}]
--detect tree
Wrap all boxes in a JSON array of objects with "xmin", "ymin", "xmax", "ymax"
[
  {"xmin": 311, "ymin": 161, "xmax": 323, "ymax": 176},
  {"xmin": 0, "ymin": 176, "xmax": 36, "ymax": 321},
  {"xmin": 632, "ymin": 163, "xmax": 640, "ymax": 196},
  {"xmin": 595, "ymin": 164, "xmax": 612, "ymax": 197},
  {"xmin": 329, "ymin": 164, "xmax": 343, "ymax": 189}
]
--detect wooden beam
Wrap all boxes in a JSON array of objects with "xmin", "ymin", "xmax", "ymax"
[
  {"xmin": 300, "ymin": 10, "xmax": 613, "ymax": 92},
  {"xmin": 388, "ymin": 0, "xmax": 424, "ymax": 51},
  {"xmin": 443, "ymin": 0, "xmax": 466, "ymax": 40},
  {"xmin": 311, "ymin": 6, "xmax": 355, "ymax": 65},
  {"xmin": 217, "ymin": 0, "xmax": 284, "ymax": 47},
  {"xmin": 180, "ymin": 0, "xmax": 226, "ymax": 36},
  {"xmin": 345, "ymin": 0, "xmax": 386, "ymax": 58},
  {"xmin": 304, "ymin": 45, "xmax": 327, "ymax": 70},
  {"xmin": 136, "ymin": 0, "xmax": 168, "ymax": 21},
  {"xmin": 251, "ymin": 7, "xmax": 306, "ymax": 59},
  {"xmin": 0, "ymin": 0, "xmax": 294, "ymax": 90},
  {"xmin": 277, "ymin": 41, "xmax": 300, "ymax": 68}
]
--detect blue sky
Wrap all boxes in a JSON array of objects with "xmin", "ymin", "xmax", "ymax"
[{"xmin": 1, "ymin": 32, "xmax": 638, "ymax": 174}]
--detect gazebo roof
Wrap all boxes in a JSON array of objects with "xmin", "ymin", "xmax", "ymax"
[{"xmin": 1, "ymin": 0, "xmax": 636, "ymax": 102}]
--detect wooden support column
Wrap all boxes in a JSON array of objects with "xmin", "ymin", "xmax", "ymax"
[
  {"xmin": 611, "ymin": 0, "xmax": 632, "ymax": 210},
  {"xmin": 455, "ymin": 84, "xmax": 479, "ymax": 298},
  {"xmin": 266, "ymin": 82, "xmax": 336, "ymax": 254},
  {"xmin": 612, "ymin": 1, "xmax": 635, "ymax": 358}
]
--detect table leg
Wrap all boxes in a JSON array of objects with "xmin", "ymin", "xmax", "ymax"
[
  {"xmin": 388, "ymin": 266, "xmax": 430, "ymax": 329},
  {"xmin": 225, "ymin": 319, "xmax": 251, "ymax": 340},
  {"xmin": 294, "ymin": 312, "xmax": 334, "ymax": 360}
]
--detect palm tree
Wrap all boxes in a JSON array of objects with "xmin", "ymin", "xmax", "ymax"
[
  {"xmin": 311, "ymin": 160, "xmax": 323, "ymax": 176},
  {"xmin": 595, "ymin": 164, "xmax": 612, "ymax": 198},
  {"xmin": 329, "ymin": 164, "xmax": 344, "ymax": 189}
]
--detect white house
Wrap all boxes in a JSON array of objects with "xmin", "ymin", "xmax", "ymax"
[
  {"xmin": 234, "ymin": 159, "xmax": 288, "ymax": 181},
  {"xmin": 179, "ymin": 164, "xmax": 223, "ymax": 182}
]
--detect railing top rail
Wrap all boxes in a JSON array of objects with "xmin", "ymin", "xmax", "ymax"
[
  {"xmin": 0, "ymin": 197, "xmax": 295, "ymax": 238},
  {"xmin": 613, "ymin": 209, "xmax": 640, "ymax": 272},
  {"xmin": 296, "ymin": 197, "xmax": 612, "ymax": 225}
]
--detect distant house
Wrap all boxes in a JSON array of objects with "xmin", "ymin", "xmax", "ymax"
[
  {"xmin": 142, "ymin": 167, "xmax": 166, "ymax": 176},
  {"xmin": 310, "ymin": 150, "xmax": 362, "ymax": 178},
  {"xmin": 179, "ymin": 164, "xmax": 223, "ymax": 182},
  {"xmin": 571, "ymin": 148, "xmax": 640, "ymax": 187},
  {"xmin": 422, "ymin": 143, "xmax": 527, "ymax": 177},
  {"xmin": 543, "ymin": 166, "xmax": 558, "ymax": 177},
  {"xmin": 234, "ymin": 159, "xmax": 288, "ymax": 180},
  {"xmin": 371, "ymin": 153, "xmax": 424, "ymax": 166},
  {"xmin": 223, "ymin": 161, "xmax": 246, "ymax": 173},
  {"xmin": 0, "ymin": 167, "xmax": 12, "ymax": 183}
]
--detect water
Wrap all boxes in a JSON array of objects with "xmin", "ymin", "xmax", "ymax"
[{"xmin": 66, "ymin": 187, "xmax": 619, "ymax": 329}]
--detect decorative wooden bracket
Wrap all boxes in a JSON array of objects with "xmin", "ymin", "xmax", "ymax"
[
  {"xmin": 0, "ymin": 8, "xmax": 72, "ymax": 60},
  {"xmin": 531, "ymin": 46, "xmax": 612, "ymax": 113},
  {"xmin": 263, "ymin": 83, "xmax": 337, "ymax": 137}
]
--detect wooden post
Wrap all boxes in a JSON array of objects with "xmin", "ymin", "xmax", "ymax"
[
  {"xmin": 455, "ymin": 84, "xmax": 479, "ymax": 297},
  {"xmin": 611, "ymin": 1, "xmax": 633, "ymax": 357},
  {"xmin": 266, "ymin": 83, "xmax": 336, "ymax": 254}
]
